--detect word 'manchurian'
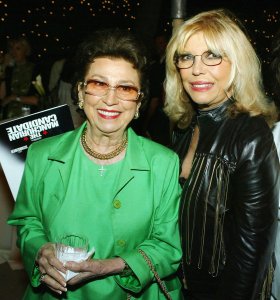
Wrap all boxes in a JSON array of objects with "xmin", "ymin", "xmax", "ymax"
[{"xmin": 6, "ymin": 114, "xmax": 59, "ymax": 141}]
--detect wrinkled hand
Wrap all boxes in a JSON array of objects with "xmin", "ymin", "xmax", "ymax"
[
  {"xmin": 65, "ymin": 257, "xmax": 125, "ymax": 285},
  {"xmin": 36, "ymin": 243, "xmax": 67, "ymax": 294},
  {"xmin": 65, "ymin": 259, "xmax": 103, "ymax": 285}
]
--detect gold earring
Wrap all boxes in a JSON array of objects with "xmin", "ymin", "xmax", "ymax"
[
  {"xmin": 78, "ymin": 99, "xmax": 84, "ymax": 109},
  {"xmin": 134, "ymin": 109, "xmax": 139, "ymax": 119}
]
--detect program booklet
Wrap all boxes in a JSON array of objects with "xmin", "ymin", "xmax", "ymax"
[{"xmin": 0, "ymin": 104, "xmax": 74, "ymax": 200}]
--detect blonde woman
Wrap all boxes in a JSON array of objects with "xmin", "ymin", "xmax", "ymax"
[{"xmin": 165, "ymin": 9, "xmax": 279, "ymax": 300}]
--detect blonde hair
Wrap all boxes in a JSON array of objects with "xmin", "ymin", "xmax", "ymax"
[
  {"xmin": 165, "ymin": 9, "xmax": 277, "ymax": 128},
  {"xmin": 11, "ymin": 37, "xmax": 32, "ymax": 57}
]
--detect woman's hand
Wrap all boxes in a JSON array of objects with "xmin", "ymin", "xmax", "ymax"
[
  {"xmin": 36, "ymin": 243, "xmax": 67, "ymax": 294},
  {"xmin": 66, "ymin": 257, "xmax": 125, "ymax": 285}
]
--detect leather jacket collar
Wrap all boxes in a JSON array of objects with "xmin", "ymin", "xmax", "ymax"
[{"xmin": 196, "ymin": 98, "xmax": 233, "ymax": 122}]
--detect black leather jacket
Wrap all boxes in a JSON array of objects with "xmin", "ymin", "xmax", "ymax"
[{"xmin": 173, "ymin": 100, "xmax": 279, "ymax": 300}]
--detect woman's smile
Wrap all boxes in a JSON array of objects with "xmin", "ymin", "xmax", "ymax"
[
  {"xmin": 97, "ymin": 109, "xmax": 121, "ymax": 119},
  {"xmin": 190, "ymin": 81, "xmax": 214, "ymax": 92}
]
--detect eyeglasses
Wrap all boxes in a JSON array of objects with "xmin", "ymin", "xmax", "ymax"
[
  {"xmin": 175, "ymin": 51, "xmax": 223, "ymax": 69},
  {"xmin": 81, "ymin": 79, "xmax": 142, "ymax": 102}
]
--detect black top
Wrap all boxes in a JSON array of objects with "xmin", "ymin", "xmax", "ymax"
[{"xmin": 173, "ymin": 99, "xmax": 279, "ymax": 300}]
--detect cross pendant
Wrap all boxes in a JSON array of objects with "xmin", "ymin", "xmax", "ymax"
[{"xmin": 98, "ymin": 165, "xmax": 106, "ymax": 176}]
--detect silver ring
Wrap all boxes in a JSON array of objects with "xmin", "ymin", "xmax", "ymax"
[{"xmin": 39, "ymin": 273, "xmax": 47, "ymax": 283}]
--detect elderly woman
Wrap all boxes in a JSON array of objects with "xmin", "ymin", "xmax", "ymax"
[
  {"xmin": 164, "ymin": 9, "xmax": 279, "ymax": 300},
  {"xmin": 8, "ymin": 28, "xmax": 182, "ymax": 299}
]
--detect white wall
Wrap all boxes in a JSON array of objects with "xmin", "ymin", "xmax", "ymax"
[{"xmin": 0, "ymin": 165, "xmax": 14, "ymax": 251}]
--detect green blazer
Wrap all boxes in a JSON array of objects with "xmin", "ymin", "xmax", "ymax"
[{"xmin": 8, "ymin": 123, "xmax": 183, "ymax": 299}]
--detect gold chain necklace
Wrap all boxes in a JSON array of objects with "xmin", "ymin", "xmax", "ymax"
[{"xmin": 81, "ymin": 127, "xmax": 128, "ymax": 160}]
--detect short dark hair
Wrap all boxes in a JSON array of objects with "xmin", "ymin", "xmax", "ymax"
[{"xmin": 71, "ymin": 28, "xmax": 150, "ymax": 105}]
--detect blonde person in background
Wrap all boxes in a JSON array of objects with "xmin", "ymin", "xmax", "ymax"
[
  {"xmin": 165, "ymin": 9, "xmax": 279, "ymax": 300},
  {"xmin": 0, "ymin": 37, "xmax": 40, "ymax": 119}
]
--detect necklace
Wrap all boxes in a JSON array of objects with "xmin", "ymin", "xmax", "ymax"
[
  {"xmin": 81, "ymin": 127, "xmax": 128, "ymax": 160},
  {"xmin": 98, "ymin": 165, "xmax": 106, "ymax": 176}
]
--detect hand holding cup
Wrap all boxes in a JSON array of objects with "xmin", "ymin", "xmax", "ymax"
[{"xmin": 56, "ymin": 234, "xmax": 94, "ymax": 281}]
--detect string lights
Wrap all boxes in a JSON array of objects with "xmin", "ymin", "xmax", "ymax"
[
  {"xmin": 0, "ymin": 0, "xmax": 142, "ymax": 59},
  {"xmin": 0, "ymin": 0, "xmax": 278, "ymax": 64}
]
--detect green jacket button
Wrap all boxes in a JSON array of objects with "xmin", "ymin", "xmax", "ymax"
[
  {"xmin": 117, "ymin": 240, "xmax": 126, "ymax": 247},
  {"xmin": 113, "ymin": 199, "xmax": 121, "ymax": 209}
]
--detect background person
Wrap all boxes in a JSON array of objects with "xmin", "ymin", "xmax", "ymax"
[
  {"xmin": 138, "ymin": 33, "xmax": 171, "ymax": 146},
  {"xmin": 0, "ymin": 37, "xmax": 41, "ymax": 119},
  {"xmin": 165, "ymin": 9, "xmax": 279, "ymax": 300},
  {"xmin": 48, "ymin": 48, "xmax": 85, "ymax": 128},
  {"xmin": 269, "ymin": 28, "xmax": 280, "ymax": 300},
  {"xmin": 8, "ymin": 28, "xmax": 183, "ymax": 300}
]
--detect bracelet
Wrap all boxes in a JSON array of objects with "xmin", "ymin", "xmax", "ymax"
[{"xmin": 120, "ymin": 258, "xmax": 133, "ymax": 277}]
